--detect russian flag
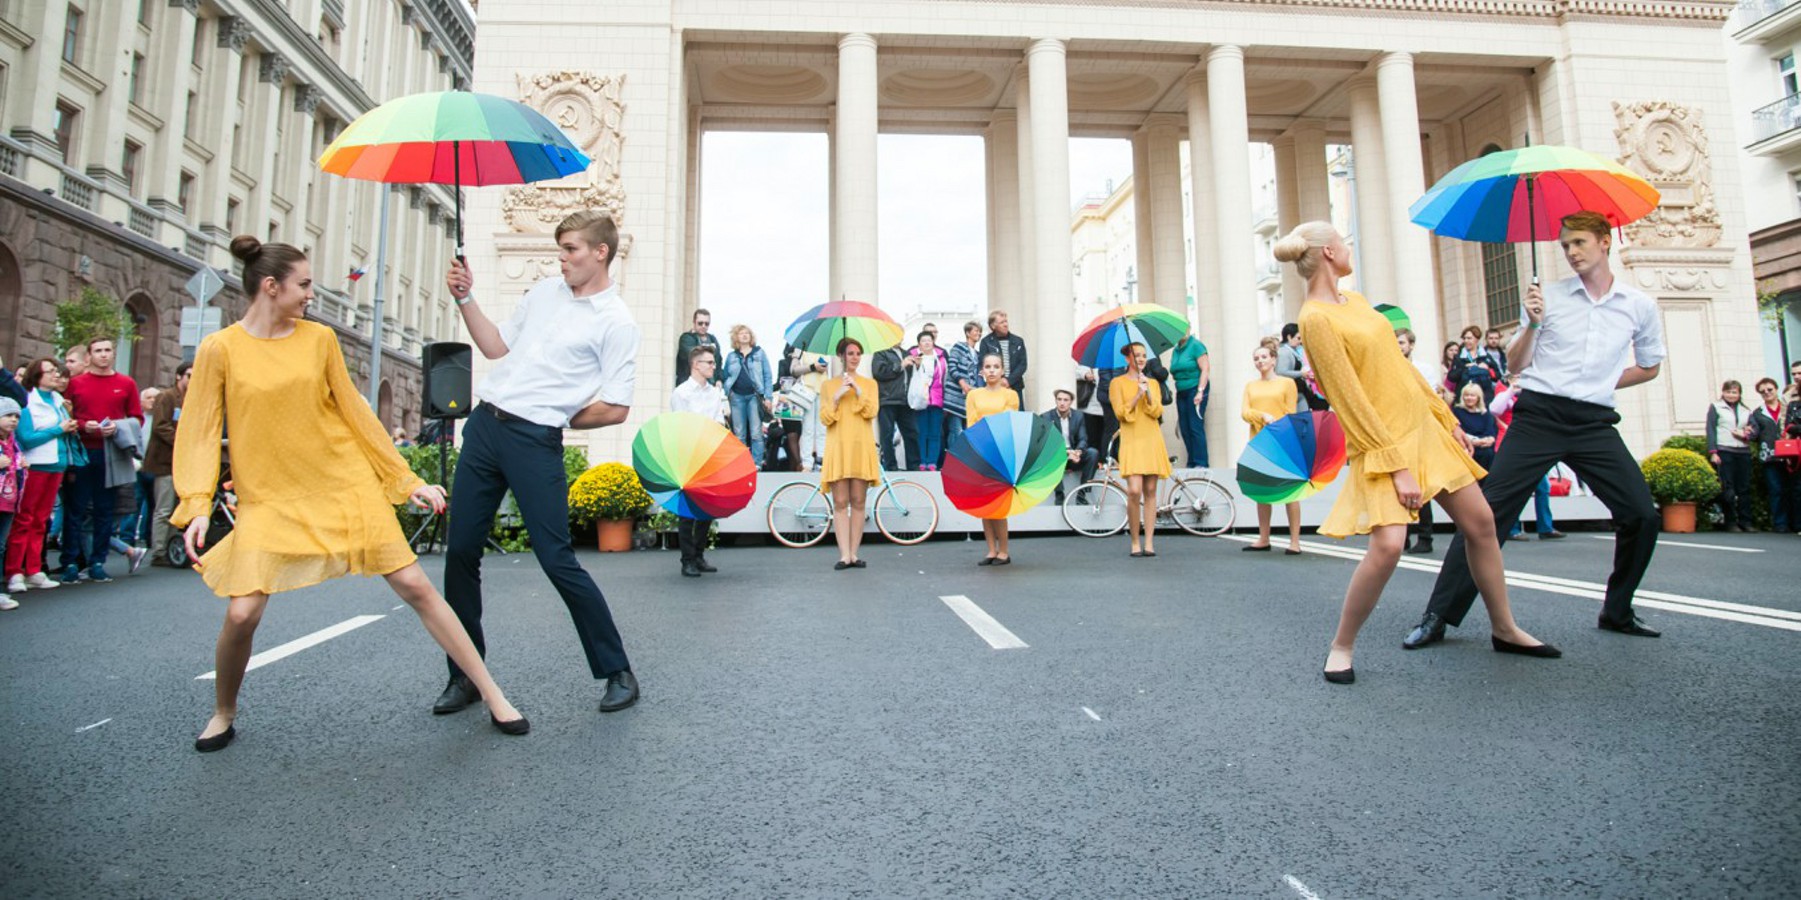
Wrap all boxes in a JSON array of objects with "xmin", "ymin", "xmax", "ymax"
[{"xmin": 347, "ymin": 266, "xmax": 368, "ymax": 283}]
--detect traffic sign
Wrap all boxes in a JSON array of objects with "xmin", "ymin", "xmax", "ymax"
[
  {"xmin": 179, "ymin": 307, "xmax": 223, "ymax": 347},
  {"xmin": 185, "ymin": 268, "xmax": 223, "ymax": 306}
]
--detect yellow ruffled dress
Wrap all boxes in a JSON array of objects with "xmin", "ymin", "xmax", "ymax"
[
  {"xmin": 818, "ymin": 374, "xmax": 881, "ymax": 485},
  {"xmin": 1299, "ymin": 291, "xmax": 1484, "ymax": 537},
  {"xmin": 171, "ymin": 321, "xmax": 425, "ymax": 597},
  {"xmin": 1110, "ymin": 374, "xmax": 1171, "ymax": 478}
]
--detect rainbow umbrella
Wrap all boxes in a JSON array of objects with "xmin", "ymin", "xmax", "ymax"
[
  {"xmin": 1071, "ymin": 304, "xmax": 1190, "ymax": 369},
  {"xmin": 1408, "ymin": 143, "xmax": 1659, "ymax": 282},
  {"xmin": 1374, "ymin": 303, "xmax": 1411, "ymax": 332},
  {"xmin": 942, "ymin": 411, "xmax": 1068, "ymax": 520},
  {"xmin": 1236, "ymin": 411, "xmax": 1347, "ymax": 505},
  {"xmin": 318, "ymin": 90, "xmax": 591, "ymax": 256},
  {"xmin": 784, "ymin": 301, "xmax": 905, "ymax": 355},
  {"xmin": 631, "ymin": 412, "xmax": 758, "ymax": 520}
]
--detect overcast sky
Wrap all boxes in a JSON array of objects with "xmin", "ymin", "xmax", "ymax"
[{"xmin": 697, "ymin": 132, "xmax": 1132, "ymax": 357}]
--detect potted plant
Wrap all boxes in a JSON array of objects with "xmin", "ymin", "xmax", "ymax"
[
  {"xmin": 1640, "ymin": 448, "xmax": 1720, "ymax": 534},
  {"xmin": 568, "ymin": 462, "xmax": 653, "ymax": 551}
]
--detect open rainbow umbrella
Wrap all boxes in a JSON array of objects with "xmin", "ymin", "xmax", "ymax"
[
  {"xmin": 942, "ymin": 411, "xmax": 1068, "ymax": 520},
  {"xmin": 1071, "ymin": 304, "xmax": 1190, "ymax": 369},
  {"xmin": 631, "ymin": 412, "xmax": 759, "ymax": 520},
  {"xmin": 784, "ymin": 301, "xmax": 905, "ymax": 355},
  {"xmin": 1374, "ymin": 303, "xmax": 1411, "ymax": 332},
  {"xmin": 319, "ymin": 90, "xmax": 590, "ymax": 256},
  {"xmin": 1236, "ymin": 410, "xmax": 1347, "ymax": 505}
]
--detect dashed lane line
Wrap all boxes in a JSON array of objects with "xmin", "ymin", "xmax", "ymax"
[
  {"xmin": 196, "ymin": 615, "xmax": 387, "ymax": 680},
  {"xmin": 1284, "ymin": 874, "xmax": 1325, "ymax": 900},
  {"xmin": 1081, "ymin": 707, "xmax": 1102, "ymax": 721},
  {"xmin": 938, "ymin": 595, "xmax": 1029, "ymax": 650},
  {"xmin": 1588, "ymin": 534, "xmax": 1761, "ymax": 553},
  {"xmin": 75, "ymin": 718, "xmax": 112, "ymax": 733}
]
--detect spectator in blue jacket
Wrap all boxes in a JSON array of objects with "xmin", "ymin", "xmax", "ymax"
[{"xmin": 721, "ymin": 325, "xmax": 773, "ymax": 467}]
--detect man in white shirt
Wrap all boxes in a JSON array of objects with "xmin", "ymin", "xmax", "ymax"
[
  {"xmin": 434, "ymin": 210, "xmax": 642, "ymax": 716},
  {"xmin": 669, "ymin": 345, "xmax": 727, "ymax": 577},
  {"xmin": 1409, "ymin": 210, "xmax": 1666, "ymax": 649}
]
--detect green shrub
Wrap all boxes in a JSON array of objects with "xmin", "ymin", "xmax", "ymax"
[
  {"xmin": 568, "ymin": 462, "xmax": 653, "ymax": 523},
  {"xmin": 1640, "ymin": 448, "xmax": 1721, "ymax": 505},
  {"xmin": 1659, "ymin": 434, "xmax": 1707, "ymax": 455},
  {"xmin": 391, "ymin": 441, "xmax": 593, "ymax": 552}
]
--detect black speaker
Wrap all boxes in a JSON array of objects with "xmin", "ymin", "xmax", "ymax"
[{"xmin": 422, "ymin": 342, "xmax": 472, "ymax": 419}]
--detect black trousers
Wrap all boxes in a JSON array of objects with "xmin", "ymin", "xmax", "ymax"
[
  {"xmin": 677, "ymin": 517, "xmax": 708, "ymax": 564},
  {"xmin": 1425, "ymin": 391, "xmax": 1658, "ymax": 628},
  {"xmin": 443, "ymin": 404, "xmax": 630, "ymax": 680},
  {"xmin": 1715, "ymin": 451, "xmax": 1753, "ymax": 529},
  {"xmin": 877, "ymin": 404, "xmax": 918, "ymax": 471}
]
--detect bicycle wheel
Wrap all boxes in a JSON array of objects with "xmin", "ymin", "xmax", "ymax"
[
  {"xmin": 1168, "ymin": 476, "xmax": 1237, "ymax": 536},
  {"xmin": 767, "ymin": 482, "xmax": 833, "ymax": 548},
  {"xmin": 1062, "ymin": 481, "xmax": 1129, "ymax": 537},
  {"xmin": 873, "ymin": 480, "xmax": 938, "ymax": 545}
]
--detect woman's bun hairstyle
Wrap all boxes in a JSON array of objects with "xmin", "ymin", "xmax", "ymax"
[
  {"xmin": 229, "ymin": 234, "xmax": 262, "ymax": 263},
  {"xmin": 231, "ymin": 235, "xmax": 307, "ymax": 299},
  {"xmin": 1271, "ymin": 233, "xmax": 1310, "ymax": 264}
]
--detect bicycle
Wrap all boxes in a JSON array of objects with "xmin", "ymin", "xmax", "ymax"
[
  {"xmin": 1061, "ymin": 436, "xmax": 1237, "ymax": 537},
  {"xmin": 766, "ymin": 469, "xmax": 940, "ymax": 548}
]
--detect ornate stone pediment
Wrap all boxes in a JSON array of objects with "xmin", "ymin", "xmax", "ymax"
[
  {"xmin": 501, "ymin": 71, "xmax": 628, "ymax": 241},
  {"xmin": 1612, "ymin": 100, "xmax": 1720, "ymax": 249}
]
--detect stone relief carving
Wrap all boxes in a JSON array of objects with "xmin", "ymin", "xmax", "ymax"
[
  {"xmin": 1612, "ymin": 101, "xmax": 1720, "ymax": 249},
  {"xmin": 501, "ymin": 71, "xmax": 628, "ymax": 248},
  {"xmin": 1628, "ymin": 266, "xmax": 1730, "ymax": 294}
]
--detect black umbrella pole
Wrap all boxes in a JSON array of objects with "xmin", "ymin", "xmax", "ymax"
[
  {"xmin": 454, "ymin": 140, "xmax": 465, "ymax": 263},
  {"xmin": 1526, "ymin": 173, "xmax": 1539, "ymax": 286}
]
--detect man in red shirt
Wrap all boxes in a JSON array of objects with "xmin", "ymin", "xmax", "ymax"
[{"xmin": 59, "ymin": 337, "xmax": 141, "ymax": 583}]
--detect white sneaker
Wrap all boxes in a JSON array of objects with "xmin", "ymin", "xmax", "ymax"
[
  {"xmin": 4, "ymin": 574, "xmax": 22, "ymax": 593},
  {"xmin": 127, "ymin": 546, "xmax": 147, "ymax": 575},
  {"xmin": 0, "ymin": 593, "xmax": 16, "ymax": 610},
  {"xmin": 24, "ymin": 572, "xmax": 59, "ymax": 590}
]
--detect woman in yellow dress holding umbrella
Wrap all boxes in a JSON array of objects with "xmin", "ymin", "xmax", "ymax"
[
  {"xmin": 1110, "ymin": 342, "xmax": 1170, "ymax": 557},
  {"xmin": 964, "ymin": 354, "xmax": 1021, "ymax": 565},
  {"xmin": 818, "ymin": 337, "xmax": 881, "ymax": 570},
  {"xmin": 1241, "ymin": 341, "xmax": 1302, "ymax": 555}
]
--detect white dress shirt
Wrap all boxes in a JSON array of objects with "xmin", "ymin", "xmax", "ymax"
[
  {"xmin": 1516, "ymin": 274, "xmax": 1665, "ymax": 408},
  {"xmin": 670, "ymin": 377, "xmax": 727, "ymax": 424},
  {"xmin": 477, "ymin": 277, "xmax": 641, "ymax": 427}
]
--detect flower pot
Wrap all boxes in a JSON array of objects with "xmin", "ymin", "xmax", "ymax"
[
  {"xmin": 596, "ymin": 518, "xmax": 635, "ymax": 552},
  {"xmin": 1659, "ymin": 502, "xmax": 1697, "ymax": 534}
]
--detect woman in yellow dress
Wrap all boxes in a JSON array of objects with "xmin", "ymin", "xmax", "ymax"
[
  {"xmin": 1109, "ymin": 342, "xmax": 1171, "ymax": 557},
  {"xmin": 964, "ymin": 353, "xmax": 1020, "ymax": 565},
  {"xmin": 1241, "ymin": 342, "xmax": 1302, "ymax": 555},
  {"xmin": 1276, "ymin": 221, "xmax": 1555, "ymax": 684},
  {"xmin": 174, "ymin": 238, "xmax": 525, "ymax": 752},
  {"xmin": 818, "ymin": 337, "xmax": 881, "ymax": 569}
]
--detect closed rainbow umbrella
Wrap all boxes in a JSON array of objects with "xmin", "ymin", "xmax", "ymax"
[
  {"xmin": 942, "ymin": 411, "xmax": 1068, "ymax": 519},
  {"xmin": 632, "ymin": 413, "xmax": 758, "ymax": 520}
]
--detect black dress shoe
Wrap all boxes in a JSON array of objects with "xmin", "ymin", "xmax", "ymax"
[
  {"xmin": 695, "ymin": 559, "xmax": 718, "ymax": 573},
  {"xmin": 1322, "ymin": 668, "xmax": 1355, "ymax": 685},
  {"xmin": 1492, "ymin": 635, "xmax": 1562, "ymax": 658},
  {"xmin": 681, "ymin": 562, "xmax": 703, "ymax": 577},
  {"xmin": 1598, "ymin": 615, "xmax": 1661, "ymax": 638},
  {"xmin": 490, "ymin": 714, "xmax": 531, "ymax": 736},
  {"xmin": 194, "ymin": 725, "xmax": 237, "ymax": 753},
  {"xmin": 599, "ymin": 670, "xmax": 640, "ymax": 712},
  {"xmin": 432, "ymin": 676, "xmax": 480, "ymax": 715},
  {"xmin": 1538, "ymin": 531, "xmax": 1566, "ymax": 540},
  {"xmin": 1402, "ymin": 613, "xmax": 1446, "ymax": 650}
]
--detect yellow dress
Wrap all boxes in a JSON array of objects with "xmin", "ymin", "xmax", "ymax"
[
  {"xmin": 1241, "ymin": 377, "xmax": 1298, "ymax": 438},
  {"xmin": 964, "ymin": 385, "xmax": 1018, "ymax": 427},
  {"xmin": 818, "ymin": 373, "xmax": 881, "ymax": 485},
  {"xmin": 171, "ymin": 321, "xmax": 425, "ymax": 597},
  {"xmin": 1110, "ymin": 374, "xmax": 1171, "ymax": 478},
  {"xmin": 1299, "ymin": 291, "xmax": 1484, "ymax": 537}
]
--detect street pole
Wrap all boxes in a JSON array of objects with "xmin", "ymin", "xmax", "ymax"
[{"xmin": 367, "ymin": 185, "xmax": 390, "ymax": 408}]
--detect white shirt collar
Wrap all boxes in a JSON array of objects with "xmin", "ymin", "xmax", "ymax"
[
  {"xmin": 558, "ymin": 279, "xmax": 619, "ymax": 312},
  {"xmin": 1565, "ymin": 276, "xmax": 1624, "ymax": 305}
]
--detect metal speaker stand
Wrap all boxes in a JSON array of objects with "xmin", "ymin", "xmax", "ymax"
[{"xmin": 408, "ymin": 417, "xmax": 507, "ymax": 556}]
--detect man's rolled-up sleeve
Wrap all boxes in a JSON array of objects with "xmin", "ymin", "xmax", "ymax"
[
  {"xmin": 596, "ymin": 319, "xmax": 641, "ymax": 406},
  {"xmin": 1634, "ymin": 302, "xmax": 1666, "ymax": 369}
]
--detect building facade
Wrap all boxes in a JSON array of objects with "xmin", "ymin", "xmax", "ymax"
[
  {"xmin": 0, "ymin": 0, "xmax": 475, "ymax": 434},
  {"xmin": 466, "ymin": 0, "xmax": 1760, "ymax": 464},
  {"xmin": 1728, "ymin": 0, "xmax": 1801, "ymax": 373}
]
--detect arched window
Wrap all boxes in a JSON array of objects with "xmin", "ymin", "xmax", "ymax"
[
  {"xmin": 1478, "ymin": 144, "xmax": 1522, "ymax": 329},
  {"xmin": 377, "ymin": 378, "xmax": 394, "ymax": 430},
  {"xmin": 122, "ymin": 292, "xmax": 160, "ymax": 386},
  {"xmin": 0, "ymin": 243, "xmax": 21, "ymax": 362}
]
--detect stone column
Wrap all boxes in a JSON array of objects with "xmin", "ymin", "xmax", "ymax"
[
  {"xmin": 245, "ymin": 54, "xmax": 289, "ymax": 243},
  {"xmin": 1205, "ymin": 46, "xmax": 1258, "ymax": 463},
  {"xmin": 1272, "ymin": 132, "xmax": 1304, "ymax": 319},
  {"xmin": 1146, "ymin": 117, "xmax": 1187, "ymax": 318},
  {"xmin": 833, "ymin": 33, "xmax": 879, "ymax": 303},
  {"xmin": 1025, "ymin": 39, "xmax": 1071, "ymax": 412},
  {"xmin": 1130, "ymin": 128, "xmax": 1157, "ymax": 305},
  {"xmin": 197, "ymin": 18, "xmax": 251, "ymax": 262},
  {"xmin": 1290, "ymin": 119, "xmax": 1331, "ymax": 222},
  {"xmin": 1377, "ymin": 51, "xmax": 1440, "ymax": 351},
  {"xmin": 11, "ymin": 0, "xmax": 73, "ymax": 191},
  {"xmin": 1346, "ymin": 76, "xmax": 1395, "ymax": 305},
  {"xmin": 148, "ymin": 2, "xmax": 200, "ymax": 220},
  {"xmin": 986, "ymin": 111, "xmax": 1023, "ymax": 322},
  {"xmin": 1185, "ymin": 70, "xmax": 1224, "ymax": 459},
  {"xmin": 85, "ymin": 2, "xmax": 143, "ymax": 219},
  {"xmin": 1013, "ymin": 68, "xmax": 1039, "ymax": 351}
]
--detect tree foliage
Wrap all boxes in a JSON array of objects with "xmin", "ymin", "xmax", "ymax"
[{"xmin": 55, "ymin": 286, "xmax": 136, "ymax": 354}]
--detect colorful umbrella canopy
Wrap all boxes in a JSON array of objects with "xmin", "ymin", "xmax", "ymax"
[
  {"xmin": 631, "ymin": 412, "xmax": 759, "ymax": 520},
  {"xmin": 783, "ymin": 301, "xmax": 905, "ymax": 355},
  {"xmin": 1374, "ymin": 303, "xmax": 1411, "ymax": 332},
  {"xmin": 1071, "ymin": 304, "xmax": 1191, "ymax": 369},
  {"xmin": 942, "ymin": 411, "xmax": 1068, "ymax": 520},
  {"xmin": 1236, "ymin": 410, "xmax": 1347, "ymax": 505}
]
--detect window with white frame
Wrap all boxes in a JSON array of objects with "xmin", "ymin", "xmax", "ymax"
[
  {"xmin": 62, "ymin": 7, "xmax": 83, "ymax": 65},
  {"xmin": 1782, "ymin": 53, "xmax": 1798, "ymax": 97}
]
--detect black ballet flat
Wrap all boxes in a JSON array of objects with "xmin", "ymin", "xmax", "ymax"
[
  {"xmin": 993, "ymin": 557, "xmax": 1011, "ymax": 566},
  {"xmin": 1241, "ymin": 544, "xmax": 1272, "ymax": 552},
  {"xmin": 1130, "ymin": 550, "xmax": 1145, "ymax": 558},
  {"xmin": 1322, "ymin": 668, "xmax": 1355, "ymax": 685},
  {"xmin": 491, "ymin": 714, "xmax": 531, "ymax": 736},
  {"xmin": 978, "ymin": 557, "xmax": 995, "ymax": 566},
  {"xmin": 1491, "ymin": 636, "xmax": 1562, "ymax": 659},
  {"xmin": 834, "ymin": 561, "xmax": 851, "ymax": 570},
  {"xmin": 194, "ymin": 725, "xmax": 236, "ymax": 753},
  {"xmin": 1284, "ymin": 548, "xmax": 1302, "ymax": 556},
  {"xmin": 1142, "ymin": 550, "xmax": 1156, "ymax": 557},
  {"xmin": 850, "ymin": 559, "xmax": 866, "ymax": 569}
]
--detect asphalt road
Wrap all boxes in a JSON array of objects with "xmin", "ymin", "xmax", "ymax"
[{"xmin": 1, "ymin": 526, "xmax": 1797, "ymax": 898}]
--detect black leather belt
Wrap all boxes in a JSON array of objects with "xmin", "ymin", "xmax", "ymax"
[{"xmin": 483, "ymin": 403, "xmax": 534, "ymax": 425}]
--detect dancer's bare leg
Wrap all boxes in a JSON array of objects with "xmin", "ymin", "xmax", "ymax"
[
  {"xmin": 1436, "ymin": 484, "xmax": 1544, "ymax": 647},
  {"xmin": 995, "ymin": 521, "xmax": 1010, "ymax": 560},
  {"xmin": 1125, "ymin": 475, "xmax": 1145, "ymax": 553},
  {"xmin": 384, "ymin": 563, "xmax": 522, "ymax": 722},
  {"xmin": 982, "ymin": 520, "xmax": 1000, "ymax": 558},
  {"xmin": 200, "ymin": 592, "xmax": 270, "ymax": 740},
  {"xmin": 1141, "ymin": 476, "xmax": 1160, "ymax": 553},
  {"xmin": 831, "ymin": 481, "xmax": 853, "ymax": 563},
  {"xmin": 1285, "ymin": 502, "xmax": 1303, "ymax": 552},
  {"xmin": 846, "ymin": 480, "xmax": 869, "ymax": 561},
  {"xmin": 1251, "ymin": 503, "xmax": 1273, "ymax": 548},
  {"xmin": 1325, "ymin": 524, "xmax": 1406, "ymax": 672}
]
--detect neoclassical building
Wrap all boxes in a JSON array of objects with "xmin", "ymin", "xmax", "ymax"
[{"xmin": 467, "ymin": 0, "xmax": 1760, "ymax": 463}]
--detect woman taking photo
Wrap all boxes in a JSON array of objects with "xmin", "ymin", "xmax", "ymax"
[
  {"xmin": 1276, "ymin": 221, "xmax": 1554, "ymax": 684},
  {"xmin": 3, "ymin": 359, "xmax": 79, "ymax": 596},
  {"xmin": 1452, "ymin": 382, "xmax": 1500, "ymax": 469},
  {"xmin": 173, "ymin": 237, "xmax": 526, "ymax": 752},
  {"xmin": 908, "ymin": 331, "xmax": 948, "ymax": 470},
  {"xmin": 1240, "ymin": 343, "xmax": 1300, "ymax": 555},
  {"xmin": 965, "ymin": 353, "xmax": 1020, "ymax": 565},
  {"xmin": 722, "ymin": 325, "xmax": 772, "ymax": 468},
  {"xmin": 818, "ymin": 337, "xmax": 880, "ymax": 570},
  {"xmin": 1110, "ymin": 342, "xmax": 1171, "ymax": 557}
]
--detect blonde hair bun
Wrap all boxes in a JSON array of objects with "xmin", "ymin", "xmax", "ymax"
[{"xmin": 1271, "ymin": 233, "xmax": 1311, "ymax": 264}]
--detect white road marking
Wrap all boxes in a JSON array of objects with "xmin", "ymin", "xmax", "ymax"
[
  {"xmin": 1589, "ymin": 534, "xmax": 1761, "ymax": 553},
  {"xmin": 1284, "ymin": 874, "xmax": 1324, "ymax": 900},
  {"xmin": 196, "ymin": 615, "xmax": 386, "ymax": 680},
  {"xmin": 392, "ymin": 605, "xmax": 405, "ymax": 610},
  {"xmin": 1081, "ymin": 707, "xmax": 1102, "ymax": 721},
  {"xmin": 75, "ymin": 718, "xmax": 112, "ymax": 733},
  {"xmin": 938, "ymin": 595, "xmax": 1028, "ymax": 650},
  {"xmin": 1221, "ymin": 535, "xmax": 1801, "ymax": 632}
]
